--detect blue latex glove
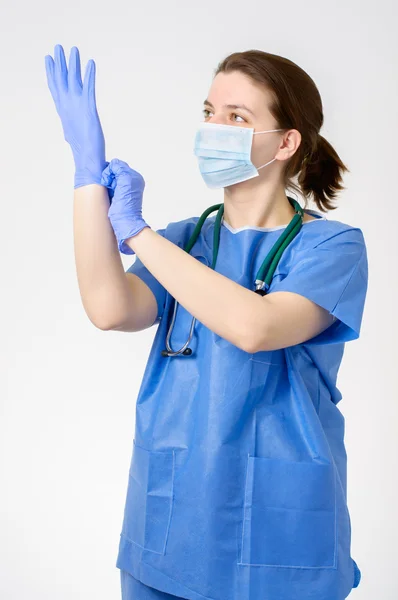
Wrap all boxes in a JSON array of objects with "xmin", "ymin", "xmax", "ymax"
[
  {"xmin": 45, "ymin": 44, "xmax": 111, "ymax": 190},
  {"xmin": 101, "ymin": 158, "xmax": 151, "ymax": 255}
]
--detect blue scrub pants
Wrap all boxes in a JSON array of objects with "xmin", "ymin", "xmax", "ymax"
[{"xmin": 120, "ymin": 570, "xmax": 188, "ymax": 600}]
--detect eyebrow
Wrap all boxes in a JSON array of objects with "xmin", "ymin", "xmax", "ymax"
[{"xmin": 203, "ymin": 99, "xmax": 256, "ymax": 117}]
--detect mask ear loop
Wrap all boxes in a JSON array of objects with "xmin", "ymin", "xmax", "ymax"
[
  {"xmin": 257, "ymin": 157, "xmax": 277, "ymax": 170},
  {"xmin": 252, "ymin": 128, "xmax": 285, "ymax": 171},
  {"xmin": 254, "ymin": 129, "xmax": 285, "ymax": 134}
]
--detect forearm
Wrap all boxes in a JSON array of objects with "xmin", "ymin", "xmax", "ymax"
[
  {"xmin": 73, "ymin": 184, "xmax": 135, "ymax": 329},
  {"xmin": 126, "ymin": 227, "xmax": 265, "ymax": 352}
]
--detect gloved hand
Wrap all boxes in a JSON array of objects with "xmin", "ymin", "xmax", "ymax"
[
  {"xmin": 100, "ymin": 158, "xmax": 151, "ymax": 255},
  {"xmin": 45, "ymin": 44, "xmax": 111, "ymax": 191}
]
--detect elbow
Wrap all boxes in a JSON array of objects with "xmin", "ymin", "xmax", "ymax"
[
  {"xmin": 83, "ymin": 301, "xmax": 123, "ymax": 331},
  {"xmin": 236, "ymin": 296, "xmax": 271, "ymax": 354},
  {"xmin": 86, "ymin": 312, "xmax": 114, "ymax": 331},
  {"xmin": 239, "ymin": 311, "xmax": 273, "ymax": 354},
  {"xmin": 239, "ymin": 321, "xmax": 264, "ymax": 354},
  {"xmin": 95, "ymin": 321, "xmax": 113, "ymax": 331},
  {"xmin": 241, "ymin": 335, "xmax": 261, "ymax": 355}
]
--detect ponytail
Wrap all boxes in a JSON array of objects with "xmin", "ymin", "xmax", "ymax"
[{"xmin": 296, "ymin": 135, "xmax": 350, "ymax": 212}]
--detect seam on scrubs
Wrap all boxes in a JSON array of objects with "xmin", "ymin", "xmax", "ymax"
[
  {"xmin": 122, "ymin": 442, "xmax": 176, "ymax": 555},
  {"xmin": 239, "ymin": 453, "xmax": 251, "ymax": 566},
  {"xmin": 164, "ymin": 448, "xmax": 176, "ymax": 555},
  {"xmin": 249, "ymin": 357, "xmax": 284, "ymax": 366},
  {"xmin": 119, "ymin": 533, "xmax": 161, "ymax": 553},
  {"xmin": 120, "ymin": 448, "xmax": 176, "ymax": 556},
  {"xmin": 316, "ymin": 369, "xmax": 321, "ymax": 413},
  {"xmin": 330, "ymin": 245, "xmax": 366, "ymax": 315},
  {"xmin": 139, "ymin": 561, "xmax": 218, "ymax": 600},
  {"xmin": 221, "ymin": 215, "xmax": 326, "ymax": 234},
  {"xmin": 333, "ymin": 461, "xmax": 338, "ymax": 568},
  {"xmin": 237, "ymin": 456, "xmax": 338, "ymax": 569}
]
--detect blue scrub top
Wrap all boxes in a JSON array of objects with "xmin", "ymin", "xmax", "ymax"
[{"xmin": 116, "ymin": 208, "xmax": 368, "ymax": 600}]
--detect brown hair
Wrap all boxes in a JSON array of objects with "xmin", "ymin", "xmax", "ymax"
[{"xmin": 213, "ymin": 50, "xmax": 349, "ymax": 212}]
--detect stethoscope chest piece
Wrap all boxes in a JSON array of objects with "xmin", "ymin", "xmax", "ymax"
[
  {"xmin": 161, "ymin": 348, "xmax": 192, "ymax": 357},
  {"xmin": 161, "ymin": 291, "xmax": 197, "ymax": 357}
]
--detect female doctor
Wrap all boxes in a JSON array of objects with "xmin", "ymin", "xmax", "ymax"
[{"xmin": 45, "ymin": 45, "xmax": 368, "ymax": 600}]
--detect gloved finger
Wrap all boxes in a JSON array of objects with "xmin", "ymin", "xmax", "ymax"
[
  {"xmin": 100, "ymin": 162, "xmax": 115, "ymax": 187},
  {"xmin": 83, "ymin": 59, "xmax": 97, "ymax": 108},
  {"xmin": 99, "ymin": 163, "xmax": 116, "ymax": 201},
  {"xmin": 106, "ymin": 158, "xmax": 132, "ymax": 175},
  {"xmin": 54, "ymin": 44, "xmax": 68, "ymax": 94},
  {"xmin": 68, "ymin": 46, "xmax": 83, "ymax": 94},
  {"xmin": 105, "ymin": 158, "xmax": 146, "ymax": 191},
  {"xmin": 106, "ymin": 158, "xmax": 145, "ymax": 181},
  {"xmin": 44, "ymin": 54, "xmax": 59, "ymax": 106}
]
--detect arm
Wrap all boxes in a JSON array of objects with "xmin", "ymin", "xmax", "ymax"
[
  {"xmin": 101, "ymin": 158, "xmax": 336, "ymax": 351},
  {"xmin": 73, "ymin": 184, "xmax": 157, "ymax": 331},
  {"xmin": 45, "ymin": 46, "xmax": 158, "ymax": 331},
  {"xmin": 125, "ymin": 226, "xmax": 334, "ymax": 353}
]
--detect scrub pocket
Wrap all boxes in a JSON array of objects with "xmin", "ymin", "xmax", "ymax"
[
  {"xmin": 239, "ymin": 456, "xmax": 336, "ymax": 568},
  {"xmin": 121, "ymin": 440, "xmax": 175, "ymax": 555}
]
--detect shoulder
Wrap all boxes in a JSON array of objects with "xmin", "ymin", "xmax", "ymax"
[
  {"xmin": 276, "ymin": 215, "xmax": 367, "ymax": 279},
  {"xmin": 297, "ymin": 214, "xmax": 366, "ymax": 251}
]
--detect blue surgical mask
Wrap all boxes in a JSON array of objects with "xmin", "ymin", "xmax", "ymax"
[{"xmin": 193, "ymin": 121, "xmax": 284, "ymax": 189}]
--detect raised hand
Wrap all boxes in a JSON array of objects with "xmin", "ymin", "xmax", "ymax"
[{"xmin": 45, "ymin": 44, "xmax": 109, "ymax": 189}]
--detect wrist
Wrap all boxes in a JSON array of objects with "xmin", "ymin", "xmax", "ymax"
[
  {"xmin": 118, "ymin": 222, "xmax": 151, "ymax": 255},
  {"xmin": 74, "ymin": 161, "xmax": 108, "ymax": 189}
]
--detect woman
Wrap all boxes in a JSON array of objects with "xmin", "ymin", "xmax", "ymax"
[{"xmin": 45, "ymin": 45, "xmax": 368, "ymax": 600}]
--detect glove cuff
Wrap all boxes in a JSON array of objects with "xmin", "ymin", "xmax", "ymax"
[
  {"xmin": 74, "ymin": 163, "xmax": 109, "ymax": 189},
  {"xmin": 118, "ymin": 222, "xmax": 151, "ymax": 255}
]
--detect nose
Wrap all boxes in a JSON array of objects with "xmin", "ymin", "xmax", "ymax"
[{"xmin": 206, "ymin": 117, "xmax": 232, "ymax": 129}]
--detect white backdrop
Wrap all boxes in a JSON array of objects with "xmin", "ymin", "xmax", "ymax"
[{"xmin": 1, "ymin": 0, "xmax": 397, "ymax": 598}]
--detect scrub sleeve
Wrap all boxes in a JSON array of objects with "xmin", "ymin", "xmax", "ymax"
[
  {"xmin": 126, "ymin": 227, "xmax": 168, "ymax": 325},
  {"xmin": 269, "ymin": 227, "xmax": 368, "ymax": 344}
]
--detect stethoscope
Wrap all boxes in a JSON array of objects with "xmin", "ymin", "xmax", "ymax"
[{"xmin": 161, "ymin": 196, "xmax": 304, "ymax": 357}]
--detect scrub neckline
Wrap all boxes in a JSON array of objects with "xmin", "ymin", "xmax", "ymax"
[{"xmin": 220, "ymin": 208, "xmax": 326, "ymax": 234}]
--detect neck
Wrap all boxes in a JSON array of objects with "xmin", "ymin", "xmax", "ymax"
[{"xmin": 222, "ymin": 179, "xmax": 296, "ymax": 229}]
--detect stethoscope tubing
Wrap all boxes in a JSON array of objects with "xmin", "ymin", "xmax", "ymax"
[{"xmin": 161, "ymin": 198, "xmax": 304, "ymax": 357}]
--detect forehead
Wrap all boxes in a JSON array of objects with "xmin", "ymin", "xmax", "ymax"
[{"xmin": 205, "ymin": 71, "xmax": 272, "ymax": 115}]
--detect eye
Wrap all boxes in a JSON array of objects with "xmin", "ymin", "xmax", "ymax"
[
  {"xmin": 232, "ymin": 113, "xmax": 246, "ymax": 123},
  {"xmin": 202, "ymin": 109, "xmax": 246, "ymax": 123}
]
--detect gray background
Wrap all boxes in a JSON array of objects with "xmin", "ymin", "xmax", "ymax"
[{"xmin": 1, "ymin": 0, "xmax": 397, "ymax": 598}]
